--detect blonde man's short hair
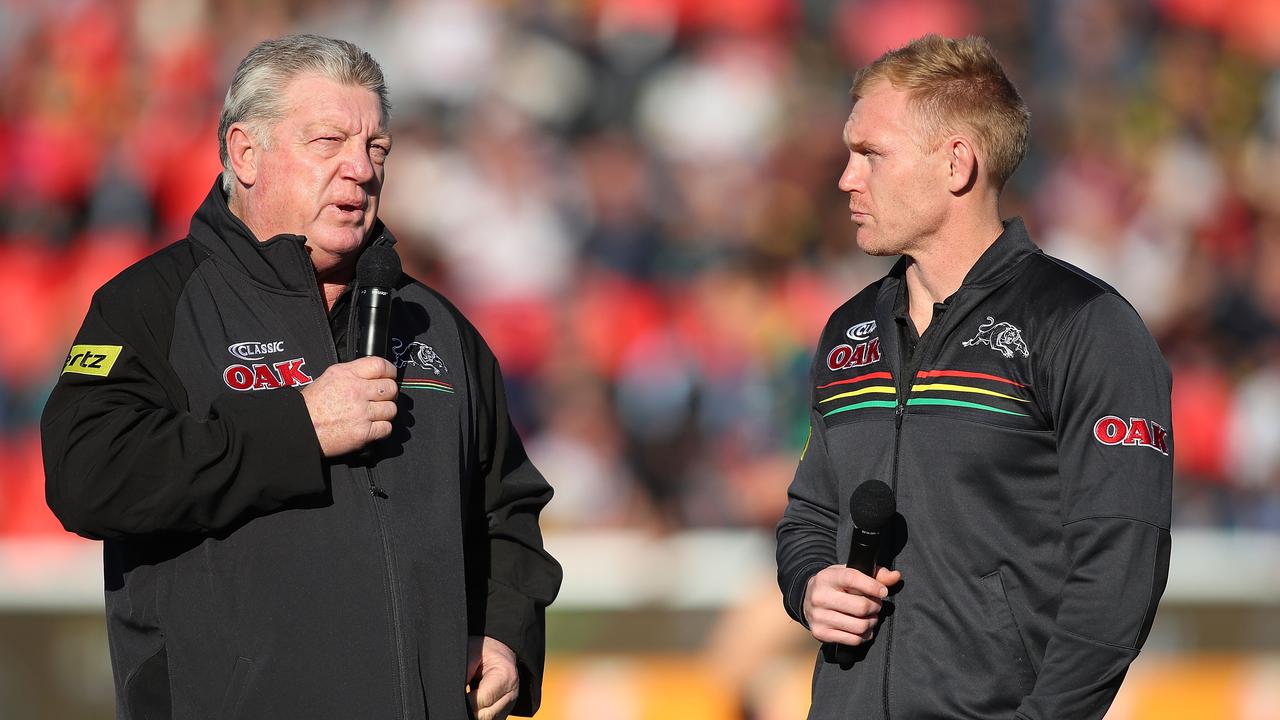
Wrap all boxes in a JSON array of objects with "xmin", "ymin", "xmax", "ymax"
[{"xmin": 852, "ymin": 34, "xmax": 1030, "ymax": 190}]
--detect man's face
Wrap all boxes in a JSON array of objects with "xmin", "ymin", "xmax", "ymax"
[
  {"xmin": 838, "ymin": 80, "xmax": 949, "ymax": 257},
  {"xmin": 244, "ymin": 73, "xmax": 390, "ymax": 269}
]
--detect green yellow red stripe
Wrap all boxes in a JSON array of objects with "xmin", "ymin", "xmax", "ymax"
[
  {"xmin": 915, "ymin": 369, "xmax": 1024, "ymax": 388},
  {"xmin": 823, "ymin": 400, "xmax": 897, "ymax": 417},
  {"xmin": 910, "ymin": 383, "xmax": 1028, "ymax": 402},
  {"xmin": 906, "ymin": 398, "xmax": 1027, "ymax": 416},
  {"xmin": 401, "ymin": 378, "xmax": 454, "ymax": 394},
  {"xmin": 820, "ymin": 386, "xmax": 896, "ymax": 403},
  {"xmin": 817, "ymin": 371, "xmax": 893, "ymax": 390}
]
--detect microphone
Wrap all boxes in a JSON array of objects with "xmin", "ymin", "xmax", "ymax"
[
  {"xmin": 823, "ymin": 479, "xmax": 896, "ymax": 666},
  {"xmin": 355, "ymin": 245, "xmax": 401, "ymax": 358}
]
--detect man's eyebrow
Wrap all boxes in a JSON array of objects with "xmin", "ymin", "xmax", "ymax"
[
  {"xmin": 300, "ymin": 122, "xmax": 391, "ymax": 141},
  {"xmin": 846, "ymin": 138, "xmax": 882, "ymax": 154}
]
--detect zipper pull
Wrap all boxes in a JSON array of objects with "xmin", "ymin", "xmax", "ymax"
[
  {"xmin": 368, "ymin": 476, "xmax": 388, "ymax": 498},
  {"xmin": 895, "ymin": 401, "xmax": 905, "ymax": 428}
]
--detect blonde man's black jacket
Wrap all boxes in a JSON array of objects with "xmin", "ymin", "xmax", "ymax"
[
  {"xmin": 42, "ymin": 182, "xmax": 562, "ymax": 720},
  {"xmin": 777, "ymin": 218, "xmax": 1173, "ymax": 720}
]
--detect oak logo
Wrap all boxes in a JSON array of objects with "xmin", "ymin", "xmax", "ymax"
[
  {"xmin": 827, "ymin": 337, "xmax": 881, "ymax": 371},
  {"xmin": 1093, "ymin": 415, "xmax": 1170, "ymax": 456},
  {"xmin": 63, "ymin": 345, "xmax": 122, "ymax": 377},
  {"xmin": 223, "ymin": 358, "xmax": 313, "ymax": 391}
]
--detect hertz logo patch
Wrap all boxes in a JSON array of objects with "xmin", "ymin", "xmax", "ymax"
[{"xmin": 62, "ymin": 345, "xmax": 123, "ymax": 377}]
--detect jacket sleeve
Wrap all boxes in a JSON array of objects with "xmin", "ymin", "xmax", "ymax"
[
  {"xmin": 776, "ymin": 403, "xmax": 841, "ymax": 628},
  {"xmin": 462, "ymin": 327, "xmax": 562, "ymax": 717},
  {"xmin": 41, "ymin": 264, "xmax": 328, "ymax": 540},
  {"xmin": 1016, "ymin": 293, "xmax": 1173, "ymax": 720}
]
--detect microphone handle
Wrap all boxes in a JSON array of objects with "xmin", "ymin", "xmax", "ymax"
[
  {"xmin": 356, "ymin": 286, "xmax": 393, "ymax": 358},
  {"xmin": 822, "ymin": 529, "xmax": 881, "ymax": 666}
]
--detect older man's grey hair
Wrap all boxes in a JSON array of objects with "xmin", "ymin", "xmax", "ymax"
[{"xmin": 218, "ymin": 34, "xmax": 392, "ymax": 196}]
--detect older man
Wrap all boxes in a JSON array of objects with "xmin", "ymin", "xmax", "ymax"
[
  {"xmin": 42, "ymin": 35, "xmax": 560, "ymax": 720},
  {"xmin": 776, "ymin": 35, "xmax": 1172, "ymax": 719}
]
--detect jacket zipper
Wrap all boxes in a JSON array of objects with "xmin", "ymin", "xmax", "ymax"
[
  {"xmin": 365, "ymin": 465, "xmax": 408, "ymax": 719},
  {"xmin": 883, "ymin": 301, "xmax": 949, "ymax": 720},
  {"xmin": 305, "ymin": 241, "xmax": 407, "ymax": 718}
]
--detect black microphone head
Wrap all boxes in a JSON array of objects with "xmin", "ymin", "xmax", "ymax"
[
  {"xmin": 356, "ymin": 245, "xmax": 401, "ymax": 289},
  {"xmin": 849, "ymin": 479, "xmax": 896, "ymax": 532}
]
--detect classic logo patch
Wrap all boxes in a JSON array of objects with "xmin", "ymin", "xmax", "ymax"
[
  {"xmin": 63, "ymin": 345, "xmax": 123, "ymax": 377},
  {"xmin": 228, "ymin": 340, "xmax": 286, "ymax": 361},
  {"xmin": 827, "ymin": 319, "xmax": 882, "ymax": 371},
  {"xmin": 223, "ymin": 358, "xmax": 313, "ymax": 391},
  {"xmin": 962, "ymin": 316, "xmax": 1029, "ymax": 359},
  {"xmin": 1093, "ymin": 416, "xmax": 1170, "ymax": 456},
  {"xmin": 391, "ymin": 338, "xmax": 448, "ymax": 376},
  {"xmin": 846, "ymin": 320, "xmax": 877, "ymax": 342}
]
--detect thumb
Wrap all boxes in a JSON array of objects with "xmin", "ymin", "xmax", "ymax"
[
  {"xmin": 875, "ymin": 566, "xmax": 902, "ymax": 589},
  {"xmin": 475, "ymin": 668, "xmax": 509, "ymax": 709}
]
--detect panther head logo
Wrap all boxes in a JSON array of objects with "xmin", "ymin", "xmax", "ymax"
[
  {"xmin": 961, "ymin": 316, "xmax": 1029, "ymax": 359},
  {"xmin": 390, "ymin": 339, "xmax": 448, "ymax": 376}
]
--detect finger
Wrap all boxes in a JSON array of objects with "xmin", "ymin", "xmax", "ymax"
[
  {"xmin": 476, "ymin": 689, "xmax": 518, "ymax": 720},
  {"xmin": 814, "ymin": 587, "xmax": 882, "ymax": 618},
  {"xmin": 367, "ymin": 420, "xmax": 393, "ymax": 442},
  {"xmin": 810, "ymin": 608, "xmax": 877, "ymax": 637},
  {"xmin": 831, "ymin": 567, "xmax": 890, "ymax": 599},
  {"xmin": 812, "ymin": 624, "xmax": 875, "ymax": 646},
  {"xmin": 365, "ymin": 378, "xmax": 399, "ymax": 400},
  {"xmin": 475, "ymin": 668, "xmax": 517, "ymax": 710},
  {"xmin": 368, "ymin": 394, "xmax": 396, "ymax": 417},
  {"xmin": 350, "ymin": 355, "xmax": 397, "ymax": 379}
]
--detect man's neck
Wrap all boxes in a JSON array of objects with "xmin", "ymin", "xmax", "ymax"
[
  {"xmin": 903, "ymin": 214, "xmax": 1005, "ymax": 335},
  {"xmin": 228, "ymin": 190, "xmax": 357, "ymax": 312}
]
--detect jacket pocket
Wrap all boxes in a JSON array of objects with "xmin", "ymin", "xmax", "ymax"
[
  {"xmin": 217, "ymin": 656, "xmax": 254, "ymax": 720},
  {"xmin": 979, "ymin": 569, "xmax": 1037, "ymax": 691}
]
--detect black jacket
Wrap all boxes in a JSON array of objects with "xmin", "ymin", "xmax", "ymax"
[
  {"xmin": 42, "ymin": 182, "xmax": 562, "ymax": 720},
  {"xmin": 777, "ymin": 219, "xmax": 1172, "ymax": 720}
]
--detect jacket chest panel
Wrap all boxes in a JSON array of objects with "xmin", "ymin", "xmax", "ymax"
[
  {"xmin": 170, "ymin": 280, "xmax": 334, "ymax": 417},
  {"xmin": 813, "ymin": 312, "xmax": 897, "ymax": 428}
]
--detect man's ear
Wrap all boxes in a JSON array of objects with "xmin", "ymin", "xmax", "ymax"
[
  {"xmin": 226, "ymin": 123, "xmax": 259, "ymax": 188},
  {"xmin": 945, "ymin": 136, "xmax": 978, "ymax": 195}
]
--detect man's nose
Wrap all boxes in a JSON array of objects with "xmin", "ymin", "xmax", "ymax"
[
  {"xmin": 838, "ymin": 155, "xmax": 866, "ymax": 193},
  {"xmin": 342, "ymin": 143, "xmax": 376, "ymax": 184}
]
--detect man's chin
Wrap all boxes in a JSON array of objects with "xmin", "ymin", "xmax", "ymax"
[{"xmin": 855, "ymin": 231, "xmax": 898, "ymax": 258}]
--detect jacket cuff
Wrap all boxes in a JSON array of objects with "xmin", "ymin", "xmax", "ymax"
[
  {"xmin": 483, "ymin": 580, "xmax": 544, "ymax": 716},
  {"xmin": 786, "ymin": 561, "xmax": 828, "ymax": 628}
]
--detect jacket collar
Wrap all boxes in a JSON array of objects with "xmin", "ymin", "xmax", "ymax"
[
  {"xmin": 883, "ymin": 216, "xmax": 1039, "ymax": 290},
  {"xmin": 186, "ymin": 178, "xmax": 395, "ymax": 293},
  {"xmin": 958, "ymin": 216, "xmax": 1039, "ymax": 289}
]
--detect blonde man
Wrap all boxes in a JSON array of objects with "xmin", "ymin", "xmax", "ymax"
[{"xmin": 777, "ymin": 35, "xmax": 1171, "ymax": 719}]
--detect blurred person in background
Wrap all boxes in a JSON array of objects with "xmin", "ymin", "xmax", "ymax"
[
  {"xmin": 776, "ymin": 34, "xmax": 1173, "ymax": 719},
  {"xmin": 40, "ymin": 34, "xmax": 559, "ymax": 720}
]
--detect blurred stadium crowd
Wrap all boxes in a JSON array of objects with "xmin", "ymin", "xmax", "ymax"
[{"xmin": 1, "ymin": 0, "xmax": 1279, "ymax": 538}]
